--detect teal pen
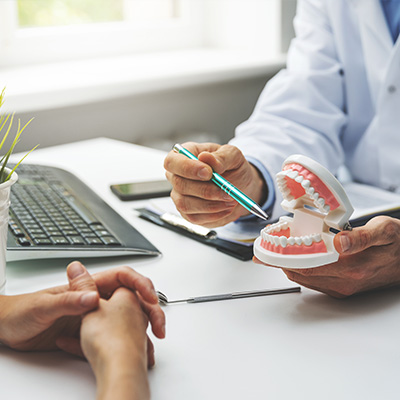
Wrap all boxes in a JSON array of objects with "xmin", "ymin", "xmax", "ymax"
[{"xmin": 173, "ymin": 144, "xmax": 269, "ymax": 221}]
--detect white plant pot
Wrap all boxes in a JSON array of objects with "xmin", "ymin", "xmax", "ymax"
[{"xmin": 0, "ymin": 168, "xmax": 18, "ymax": 295}]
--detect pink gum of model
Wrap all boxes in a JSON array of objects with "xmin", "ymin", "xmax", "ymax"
[{"xmin": 253, "ymin": 155, "xmax": 354, "ymax": 269}]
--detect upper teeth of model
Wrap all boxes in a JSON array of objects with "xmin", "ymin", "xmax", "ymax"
[
  {"xmin": 276, "ymin": 169, "xmax": 331, "ymax": 213},
  {"xmin": 261, "ymin": 221, "xmax": 323, "ymax": 248}
]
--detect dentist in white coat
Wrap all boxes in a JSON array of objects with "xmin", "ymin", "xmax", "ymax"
[{"xmin": 164, "ymin": 0, "xmax": 400, "ymax": 298}]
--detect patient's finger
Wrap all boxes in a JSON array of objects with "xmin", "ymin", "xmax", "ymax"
[
  {"xmin": 93, "ymin": 267, "xmax": 159, "ymax": 304},
  {"xmin": 36, "ymin": 291, "xmax": 99, "ymax": 322},
  {"xmin": 138, "ymin": 295, "xmax": 166, "ymax": 339},
  {"xmin": 147, "ymin": 336, "xmax": 155, "ymax": 368},
  {"xmin": 67, "ymin": 261, "xmax": 98, "ymax": 293}
]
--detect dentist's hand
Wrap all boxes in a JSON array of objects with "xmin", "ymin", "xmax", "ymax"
[
  {"xmin": 254, "ymin": 216, "xmax": 400, "ymax": 298},
  {"xmin": 164, "ymin": 142, "xmax": 267, "ymax": 228}
]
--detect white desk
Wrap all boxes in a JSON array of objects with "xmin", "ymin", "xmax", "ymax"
[{"xmin": 1, "ymin": 138, "xmax": 400, "ymax": 400}]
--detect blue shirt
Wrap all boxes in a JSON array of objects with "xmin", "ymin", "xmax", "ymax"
[{"xmin": 381, "ymin": 0, "xmax": 400, "ymax": 43}]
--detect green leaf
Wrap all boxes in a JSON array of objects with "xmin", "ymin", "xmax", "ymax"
[
  {"xmin": 0, "ymin": 88, "xmax": 37, "ymax": 183},
  {"xmin": 5, "ymin": 145, "xmax": 39, "ymax": 182}
]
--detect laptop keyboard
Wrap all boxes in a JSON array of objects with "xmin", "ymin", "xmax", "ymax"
[
  {"xmin": 7, "ymin": 163, "xmax": 160, "ymax": 261},
  {"xmin": 10, "ymin": 178, "xmax": 121, "ymax": 247}
]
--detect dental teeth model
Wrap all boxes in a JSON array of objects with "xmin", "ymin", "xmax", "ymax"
[{"xmin": 253, "ymin": 155, "xmax": 354, "ymax": 268}]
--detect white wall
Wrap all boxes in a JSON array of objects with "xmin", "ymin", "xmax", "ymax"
[
  {"xmin": 204, "ymin": 0, "xmax": 281, "ymax": 53},
  {"xmin": 12, "ymin": 72, "xmax": 276, "ymax": 153},
  {"xmin": 2, "ymin": 0, "xmax": 296, "ymax": 153}
]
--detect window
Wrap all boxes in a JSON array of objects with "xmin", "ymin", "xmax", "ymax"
[
  {"xmin": 0, "ymin": 0, "xmax": 288, "ymax": 70},
  {"xmin": 16, "ymin": 0, "xmax": 180, "ymax": 28},
  {"xmin": 17, "ymin": 0, "xmax": 125, "ymax": 27},
  {"xmin": 0, "ymin": 0, "xmax": 204, "ymax": 67}
]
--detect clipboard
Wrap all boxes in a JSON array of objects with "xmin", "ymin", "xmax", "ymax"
[
  {"xmin": 136, "ymin": 208, "xmax": 254, "ymax": 261},
  {"xmin": 350, "ymin": 206, "xmax": 400, "ymax": 227},
  {"xmin": 136, "ymin": 182, "xmax": 400, "ymax": 262}
]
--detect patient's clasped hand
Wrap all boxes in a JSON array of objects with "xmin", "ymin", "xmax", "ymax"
[{"xmin": 0, "ymin": 261, "xmax": 166, "ymax": 400}]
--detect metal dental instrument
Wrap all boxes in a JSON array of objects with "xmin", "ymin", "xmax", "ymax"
[{"xmin": 156, "ymin": 286, "xmax": 301, "ymax": 305}]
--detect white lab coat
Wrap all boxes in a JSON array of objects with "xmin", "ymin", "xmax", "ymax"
[{"xmin": 230, "ymin": 0, "xmax": 400, "ymax": 220}]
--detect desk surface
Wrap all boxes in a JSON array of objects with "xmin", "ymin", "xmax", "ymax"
[{"xmin": 2, "ymin": 138, "xmax": 399, "ymax": 400}]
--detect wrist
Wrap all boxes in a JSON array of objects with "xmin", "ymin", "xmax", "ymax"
[
  {"xmin": 91, "ymin": 340, "xmax": 147, "ymax": 379},
  {"xmin": 0, "ymin": 296, "xmax": 5, "ymax": 343},
  {"xmin": 95, "ymin": 353, "xmax": 149, "ymax": 400},
  {"xmin": 249, "ymin": 164, "xmax": 268, "ymax": 205},
  {"xmin": 0, "ymin": 295, "xmax": 12, "ymax": 345}
]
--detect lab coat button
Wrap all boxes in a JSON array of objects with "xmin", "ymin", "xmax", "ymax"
[
  {"xmin": 388, "ymin": 185, "xmax": 397, "ymax": 192},
  {"xmin": 388, "ymin": 85, "xmax": 396, "ymax": 93}
]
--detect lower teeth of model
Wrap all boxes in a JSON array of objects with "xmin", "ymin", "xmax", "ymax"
[{"xmin": 262, "ymin": 229, "xmax": 322, "ymax": 248}]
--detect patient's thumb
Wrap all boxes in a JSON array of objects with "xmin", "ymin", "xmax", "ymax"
[{"xmin": 67, "ymin": 261, "xmax": 98, "ymax": 292}]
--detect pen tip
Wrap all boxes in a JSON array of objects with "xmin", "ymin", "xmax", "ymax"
[{"xmin": 251, "ymin": 206, "xmax": 269, "ymax": 221}]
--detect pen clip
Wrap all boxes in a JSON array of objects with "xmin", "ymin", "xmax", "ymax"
[
  {"xmin": 342, "ymin": 222, "xmax": 353, "ymax": 231},
  {"xmin": 160, "ymin": 212, "xmax": 217, "ymax": 239}
]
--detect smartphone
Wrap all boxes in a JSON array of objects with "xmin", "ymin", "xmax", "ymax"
[{"xmin": 110, "ymin": 179, "xmax": 172, "ymax": 201}]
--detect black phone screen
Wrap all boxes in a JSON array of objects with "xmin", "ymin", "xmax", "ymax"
[{"xmin": 110, "ymin": 180, "xmax": 172, "ymax": 201}]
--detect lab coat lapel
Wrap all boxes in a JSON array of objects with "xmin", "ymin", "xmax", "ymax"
[{"xmin": 349, "ymin": 0, "xmax": 393, "ymax": 107}]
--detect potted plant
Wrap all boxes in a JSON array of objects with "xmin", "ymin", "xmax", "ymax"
[{"xmin": 0, "ymin": 88, "xmax": 37, "ymax": 294}]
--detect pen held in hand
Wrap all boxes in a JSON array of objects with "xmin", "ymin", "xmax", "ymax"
[
  {"xmin": 173, "ymin": 144, "xmax": 269, "ymax": 221},
  {"xmin": 157, "ymin": 287, "xmax": 301, "ymax": 305}
]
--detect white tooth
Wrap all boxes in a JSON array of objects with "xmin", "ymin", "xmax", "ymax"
[
  {"xmin": 314, "ymin": 234, "xmax": 322, "ymax": 242},
  {"xmin": 266, "ymin": 234, "xmax": 272, "ymax": 244},
  {"xmin": 262, "ymin": 231, "xmax": 268, "ymax": 241},
  {"xmin": 276, "ymin": 179, "xmax": 286, "ymax": 188},
  {"xmin": 279, "ymin": 236, "xmax": 288, "ymax": 248},
  {"xmin": 287, "ymin": 170, "xmax": 298, "ymax": 180},
  {"xmin": 276, "ymin": 171, "xmax": 286, "ymax": 180},
  {"xmin": 303, "ymin": 236, "xmax": 312, "ymax": 246},
  {"xmin": 288, "ymin": 237, "xmax": 295, "ymax": 246},
  {"xmin": 281, "ymin": 222, "xmax": 288, "ymax": 230},
  {"xmin": 307, "ymin": 187, "xmax": 315, "ymax": 195},
  {"xmin": 295, "ymin": 237, "xmax": 302, "ymax": 245},
  {"xmin": 301, "ymin": 179, "xmax": 311, "ymax": 188},
  {"xmin": 323, "ymin": 205, "xmax": 330, "ymax": 213},
  {"xmin": 295, "ymin": 175, "xmax": 303, "ymax": 183},
  {"xmin": 275, "ymin": 224, "xmax": 282, "ymax": 232},
  {"xmin": 318, "ymin": 198, "xmax": 325, "ymax": 207},
  {"xmin": 313, "ymin": 192, "xmax": 319, "ymax": 200},
  {"xmin": 273, "ymin": 236, "xmax": 280, "ymax": 246}
]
